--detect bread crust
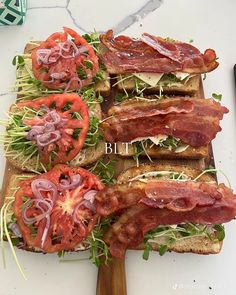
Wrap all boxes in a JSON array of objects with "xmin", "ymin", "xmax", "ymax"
[
  {"xmin": 117, "ymin": 142, "xmax": 209, "ymax": 160},
  {"xmin": 116, "ymin": 75, "xmax": 200, "ymax": 96}
]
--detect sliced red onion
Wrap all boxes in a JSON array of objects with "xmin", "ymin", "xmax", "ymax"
[
  {"xmin": 22, "ymin": 199, "xmax": 52, "ymax": 225},
  {"xmin": 58, "ymin": 41, "xmax": 71, "ymax": 52},
  {"xmin": 44, "ymin": 122, "xmax": 56, "ymax": 133},
  {"xmin": 72, "ymin": 201, "xmax": 85, "ymax": 223},
  {"xmin": 77, "ymin": 45, "xmax": 90, "ymax": 54},
  {"xmin": 50, "ymin": 72, "xmax": 67, "ymax": 80},
  {"xmin": 59, "ymin": 174, "xmax": 82, "ymax": 190},
  {"xmin": 44, "ymin": 110, "xmax": 62, "ymax": 125},
  {"xmin": 26, "ymin": 126, "xmax": 45, "ymax": 140},
  {"xmin": 41, "ymin": 215, "xmax": 50, "ymax": 247},
  {"xmin": 36, "ymin": 130, "xmax": 61, "ymax": 147},
  {"xmin": 26, "ymin": 109, "xmax": 65, "ymax": 148},
  {"xmin": 36, "ymin": 49, "xmax": 52, "ymax": 64},
  {"xmin": 36, "ymin": 40, "xmax": 86, "ymax": 66},
  {"xmin": 8, "ymin": 223, "xmax": 22, "ymax": 238},
  {"xmin": 60, "ymin": 40, "xmax": 79, "ymax": 59},
  {"xmin": 83, "ymin": 190, "xmax": 97, "ymax": 203},
  {"xmin": 83, "ymin": 200, "xmax": 96, "ymax": 212},
  {"xmin": 31, "ymin": 179, "xmax": 58, "ymax": 203}
]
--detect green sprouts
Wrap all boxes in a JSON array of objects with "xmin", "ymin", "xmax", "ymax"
[
  {"xmin": 84, "ymin": 117, "xmax": 103, "ymax": 148},
  {"xmin": 0, "ymin": 106, "xmax": 48, "ymax": 172},
  {"xmin": 0, "ymin": 193, "xmax": 27, "ymax": 279},
  {"xmin": 89, "ymin": 158, "xmax": 116, "ymax": 185},
  {"xmin": 132, "ymin": 136, "xmax": 184, "ymax": 166},
  {"xmin": 142, "ymin": 224, "xmax": 225, "ymax": 260}
]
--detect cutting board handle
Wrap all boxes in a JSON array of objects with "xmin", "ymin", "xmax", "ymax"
[{"xmin": 96, "ymin": 258, "xmax": 127, "ymax": 295}]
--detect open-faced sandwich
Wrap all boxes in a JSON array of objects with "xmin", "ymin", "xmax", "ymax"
[
  {"xmin": 95, "ymin": 164, "xmax": 236, "ymax": 259},
  {"xmin": 101, "ymin": 96, "xmax": 228, "ymax": 161},
  {"xmin": 3, "ymin": 93, "xmax": 105, "ymax": 171},
  {"xmin": 99, "ymin": 30, "xmax": 218, "ymax": 97},
  {"xmin": 1, "ymin": 164, "xmax": 109, "ymax": 276},
  {"xmin": 14, "ymin": 27, "xmax": 110, "ymax": 101}
]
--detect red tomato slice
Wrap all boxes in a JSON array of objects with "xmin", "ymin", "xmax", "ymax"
[
  {"xmin": 13, "ymin": 164, "xmax": 104, "ymax": 253},
  {"xmin": 31, "ymin": 27, "xmax": 99, "ymax": 91},
  {"xmin": 17, "ymin": 93, "xmax": 89, "ymax": 164}
]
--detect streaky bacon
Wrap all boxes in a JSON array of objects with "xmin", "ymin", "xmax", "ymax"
[
  {"xmin": 99, "ymin": 30, "xmax": 218, "ymax": 74},
  {"xmin": 110, "ymin": 98, "xmax": 194, "ymax": 121},
  {"xmin": 105, "ymin": 196, "xmax": 236, "ymax": 258},
  {"xmin": 101, "ymin": 98, "xmax": 228, "ymax": 147},
  {"xmin": 96, "ymin": 180, "xmax": 235, "ymax": 216}
]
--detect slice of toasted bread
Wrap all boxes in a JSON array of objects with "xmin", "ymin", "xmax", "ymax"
[
  {"xmin": 117, "ymin": 163, "xmax": 215, "ymax": 183},
  {"xmin": 135, "ymin": 235, "xmax": 222, "ymax": 254},
  {"xmin": 117, "ymin": 164, "xmax": 222, "ymax": 254},
  {"xmin": 116, "ymin": 75, "xmax": 200, "ymax": 96},
  {"xmin": 24, "ymin": 42, "xmax": 111, "ymax": 97},
  {"xmin": 116, "ymin": 142, "xmax": 209, "ymax": 160},
  {"xmin": 5, "ymin": 103, "xmax": 105, "ymax": 172}
]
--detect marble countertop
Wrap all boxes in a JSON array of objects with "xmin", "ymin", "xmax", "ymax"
[{"xmin": 0, "ymin": 0, "xmax": 236, "ymax": 294}]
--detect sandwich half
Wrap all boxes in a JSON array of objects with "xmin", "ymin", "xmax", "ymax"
[
  {"xmin": 99, "ymin": 30, "xmax": 218, "ymax": 97},
  {"xmin": 14, "ymin": 27, "xmax": 110, "ymax": 101},
  {"xmin": 95, "ymin": 164, "xmax": 236, "ymax": 258},
  {"xmin": 3, "ymin": 93, "xmax": 105, "ymax": 172},
  {"xmin": 101, "ymin": 96, "xmax": 228, "ymax": 161},
  {"xmin": 1, "ymin": 164, "xmax": 104, "ymax": 254}
]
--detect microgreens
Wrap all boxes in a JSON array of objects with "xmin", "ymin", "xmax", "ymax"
[
  {"xmin": 87, "ymin": 217, "xmax": 113, "ymax": 266},
  {"xmin": 142, "ymin": 223, "xmax": 225, "ymax": 260},
  {"xmin": 84, "ymin": 117, "xmax": 103, "ymax": 148},
  {"xmin": 89, "ymin": 158, "xmax": 116, "ymax": 185},
  {"xmin": 212, "ymin": 93, "xmax": 222, "ymax": 102},
  {"xmin": 132, "ymin": 136, "xmax": 182, "ymax": 166}
]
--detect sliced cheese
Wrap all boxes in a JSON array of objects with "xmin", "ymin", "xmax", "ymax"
[
  {"xmin": 174, "ymin": 144, "xmax": 189, "ymax": 153},
  {"xmin": 172, "ymin": 72, "xmax": 190, "ymax": 80},
  {"xmin": 149, "ymin": 135, "xmax": 168, "ymax": 145},
  {"xmin": 128, "ymin": 171, "xmax": 190, "ymax": 182},
  {"xmin": 133, "ymin": 72, "xmax": 163, "ymax": 87},
  {"xmin": 130, "ymin": 135, "xmax": 168, "ymax": 145},
  {"xmin": 133, "ymin": 71, "xmax": 192, "ymax": 87}
]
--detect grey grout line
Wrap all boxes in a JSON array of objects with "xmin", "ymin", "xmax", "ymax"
[
  {"xmin": 66, "ymin": 4, "xmax": 87, "ymax": 33},
  {"xmin": 28, "ymin": 6, "xmax": 66, "ymax": 10},
  {"xmin": 26, "ymin": 0, "xmax": 163, "ymax": 34}
]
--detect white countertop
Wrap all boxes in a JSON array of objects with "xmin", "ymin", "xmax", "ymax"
[{"xmin": 0, "ymin": 0, "xmax": 236, "ymax": 294}]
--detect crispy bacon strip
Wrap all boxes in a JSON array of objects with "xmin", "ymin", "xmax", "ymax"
[
  {"xmin": 101, "ymin": 98, "xmax": 228, "ymax": 147},
  {"xmin": 96, "ymin": 180, "xmax": 235, "ymax": 216},
  {"xmin": 100, "ymin": 30, "xmax": 218, "ymax": 74},
  {"xmin": 105, "ymin": 197, "xmax": 236, "ymax": 258}
]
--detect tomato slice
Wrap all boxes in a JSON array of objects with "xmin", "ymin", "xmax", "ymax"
[
  {"xmin": 17, "ymin": 93, "xmax": 89, "ymax": 164},
  {"xmin": 31, "ymin": 27, "xmax": 99, "ymax": 91},
  {"xmin": 13, "ymin": 164, "xmax": 104, "ymax": 253}
]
